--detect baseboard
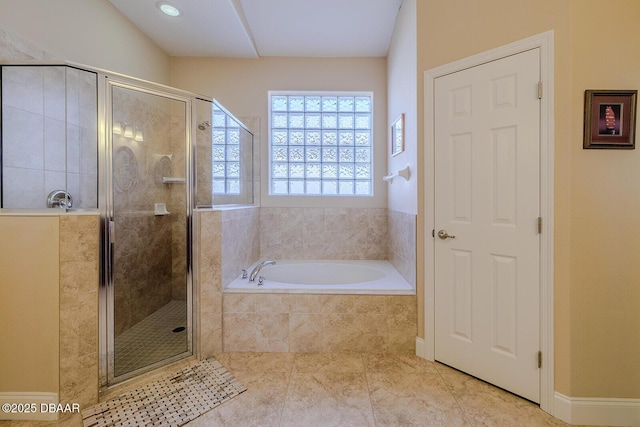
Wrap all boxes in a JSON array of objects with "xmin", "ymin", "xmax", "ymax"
[
  {"xmin": 415, "ymin": 336, "xmax": 427, "ymax": 359},
  {"xmin": 415, "ymin": 341, "xmax": 639, "ymax": 426},
  {"xmin": 0, "ymin": 392, "xmax": 59, "ymax": 421},
  {"xmin": 554, "ymin": 392, "xmax": 640, "ymax": 426}
]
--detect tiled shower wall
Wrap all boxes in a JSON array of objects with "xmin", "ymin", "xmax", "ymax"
[
  {"xmin": 113, "ymin": 212, "xmax": 172, "ymax": 335},
  {"xmin": 112, "ymin": 89, "xmax": 187, "ymax": 335},
  {"xmin": 0, "ymin": 28, "xmax": 52, "ymax": 62},
  {"xmin": 59, "ymin": 214, "xmax": 99, "ymax": 408},
  {"xmin": 1, "ymin": 65, "xmax": 98, "ymax": 209}
]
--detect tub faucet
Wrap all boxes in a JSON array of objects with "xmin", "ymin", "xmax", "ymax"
[{"xmin": 249, "ymin": 260, "xmax": 275, "ymax": 282}]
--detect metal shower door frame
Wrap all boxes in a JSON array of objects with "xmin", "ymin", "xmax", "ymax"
[{"xmin": 98, "ymin": 72, "xmax": 197, "ymax": 390}]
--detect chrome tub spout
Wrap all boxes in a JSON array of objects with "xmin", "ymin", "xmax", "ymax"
[{"xmin": 249, "ymin": 260, "xmax": 276, "ymax": 282}]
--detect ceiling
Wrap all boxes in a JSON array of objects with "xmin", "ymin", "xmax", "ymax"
[{"xmin": 108, "ymin": 0, "xmax": 404, "ymax": 58}]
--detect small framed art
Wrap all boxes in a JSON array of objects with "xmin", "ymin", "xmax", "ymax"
[
  {"xmin": 583, "ymin": 90, "xmax": 637, "ymax": 149},
  {"xmin": 391, "ymin": 113, "xmax": 405, "ymax": 156}
]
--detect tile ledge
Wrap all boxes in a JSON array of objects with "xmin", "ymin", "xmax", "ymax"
[{"xmin": 0, "ymin": 209, "xmax": 99, "ymax": 216}]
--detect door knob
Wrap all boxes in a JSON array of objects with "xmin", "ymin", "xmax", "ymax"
[{"xmin": 437, "ymin": 229, "xmax": 455, "ymax": 240}]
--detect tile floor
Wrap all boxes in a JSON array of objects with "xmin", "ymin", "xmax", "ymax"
[
  {"xmin": 191, "ymin": 352, "xmax": 573, "ymax": 427},
  {"xmin": 114, "ymin": 301, "xmax": 187, "ymax": 376},
  {"xmin": 2, "ymin": 352, "xmax": 586, "ymax": 427}
]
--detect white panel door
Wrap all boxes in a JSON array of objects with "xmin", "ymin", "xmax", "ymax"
[{"xmin": 434, "ymin": 48, "xmax": 541, "ymax": 402}]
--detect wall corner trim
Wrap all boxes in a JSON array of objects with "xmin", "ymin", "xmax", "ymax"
[
  {"xmin": 0, "ymin": 392, "xmax": 59, "ymax": 421},
  {"xmin": 554, "ymin": 392, "xmax": 640, "ymax": 426},
  {"xmin": 414, "ymin": 336, "xmax": 427, "ymax": 359}
]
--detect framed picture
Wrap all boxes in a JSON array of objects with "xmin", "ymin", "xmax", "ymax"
[
  {"xmin": 583, "ymin": 90, "xmax": 637, "ymax": 149},
  {"xmin": 391, "ymin": 113, "xmax": 404, "ymax": 156}
]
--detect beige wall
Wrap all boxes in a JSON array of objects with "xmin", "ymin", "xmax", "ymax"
[
  {"xmin": 0, "ymin": 0, "xmax": 170, "ymax": 84},
  {"xmin": 170, "ymin": 56, "xmax": 388, "ymax": 208},
  {"xmin": 0, "ymin": 213, "xmax": 100, "ymax": 417},
  {"xmin": 417, "ymin": 0, "xmax": 640, "ymax": 399},
  {"xmin": 0, "ymin": 216, "xmax": 59, "ymax": 394},
  {"xmin": 387, "ymin": 0, "xmax": 418, "ymax": 215},
  {"xmin": 569, "ymin": 0, "xmax": 640, "ymax": 399}
]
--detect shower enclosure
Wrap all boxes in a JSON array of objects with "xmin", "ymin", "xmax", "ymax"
[
  {"xmin": 0, "ymin": 63, "xmax": 254, "ymax": 388},
  {"xmin": 195, "ymin": 98, "xmax": 254, "ymax": 207},
  {"xmin": 105, "ymin": 79, "xmax": 193, "ymax": 383}
]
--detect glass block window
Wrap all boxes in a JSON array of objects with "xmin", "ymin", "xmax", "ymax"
[
  {"xmin": 269, "ymin": 92, "xmax": 373, "ymax": 196},
  {"xmin": 212, "ymin": 103, "xmax": 241, "ymax": 194}
]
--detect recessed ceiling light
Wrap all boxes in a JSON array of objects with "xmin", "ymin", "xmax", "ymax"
[{"xmin": 156, "ymin": 1, "xmax": 182, "ymax": 17}]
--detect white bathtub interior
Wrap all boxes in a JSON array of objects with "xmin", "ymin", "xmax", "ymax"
[{"xmin": 225, "ymin": 260, "xmax": 414, "ymax": 294}]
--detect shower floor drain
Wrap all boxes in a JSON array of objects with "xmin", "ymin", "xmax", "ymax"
[{"xmin": 172, "ymin": 326, "xmax": 185, "ymax": 333}]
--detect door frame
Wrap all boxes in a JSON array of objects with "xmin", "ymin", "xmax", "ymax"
[{"xmin": 422, "ymin": 31, "xmax": 555, "ymax": 414}]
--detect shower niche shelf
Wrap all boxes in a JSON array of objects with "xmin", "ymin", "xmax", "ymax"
[{"xmin": 162, "ymin": 177, "xmax": 185, "ymax": 184}]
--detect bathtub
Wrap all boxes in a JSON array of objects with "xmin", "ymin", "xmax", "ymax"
[{"xmin": 224, "ymin": 260, "xmax": 414, "ymax": 295}]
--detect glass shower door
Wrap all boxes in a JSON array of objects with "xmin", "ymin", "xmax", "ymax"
[{"xmin": 107, "ymin": 82, "xmax": 191, "ymax": 382}]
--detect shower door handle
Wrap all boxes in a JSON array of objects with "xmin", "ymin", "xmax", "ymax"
[{"xmin": 109, "ymin": 220, "xmax": 116, "ymax": 244}]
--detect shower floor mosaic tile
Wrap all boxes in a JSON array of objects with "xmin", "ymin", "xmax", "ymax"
[
  {"xmin": 82, "ymin": 359, "xmax": 246, "ymax": 427},
  {"xmin": 115, "ymin": 300, "xmax": 188, "ymax": 375}
]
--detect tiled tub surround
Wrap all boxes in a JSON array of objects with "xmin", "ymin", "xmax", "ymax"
[
  {"xmin": 222, "ymin": 294, "xmax": 417, "ymax": 353},
  {"xmin": 388, "ymin": 209, "xmax": 416, "ymax": 287},
  {"xmin": 197, "ymin": 205, "xmax": 417, "ymax": 354},
  {"xmin": 259, "ymin": 207, "xmax": 416, "ymax": 289},
  {"xmin": 260, "ymin": 207, "xmax": 388, "ymax": 260},
  {"xmin": 197, "ymin": 207, "xmax": 260, "ymax": 358}
]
